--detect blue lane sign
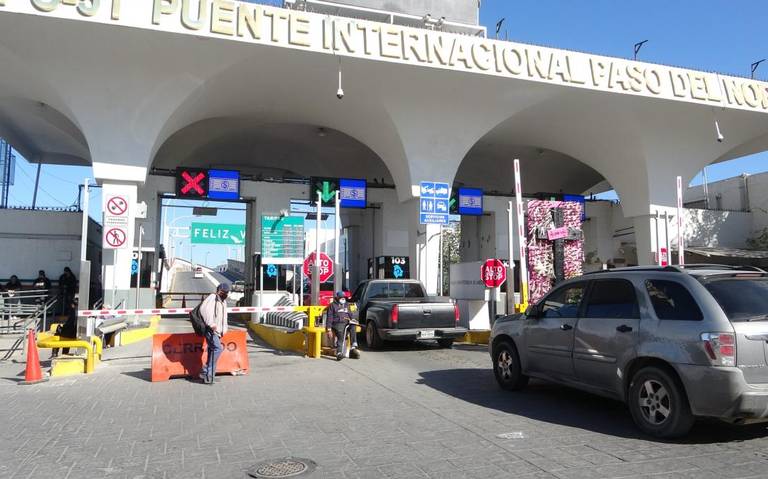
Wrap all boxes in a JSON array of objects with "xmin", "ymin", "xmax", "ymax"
[
  {"xmin": 420, "ymin": 181, "xmax": 450, "ymax": 225},
  {"xmin": 208, "ymin": 169, "xmax": 240, "ymax": 200},
  {"xmin": 458, "ymin": 187, "xmax": 483, "ymax": 216},
  {"xmin": 339, "ymin": 178, "xmax": 367, "ymax": 208}
]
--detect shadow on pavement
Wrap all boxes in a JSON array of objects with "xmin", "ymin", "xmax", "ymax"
[
  {"xmin": 417, "ymin": 368, "xmax": 768, "ymax": 443},
  {"xmin": 122, "ymin": 368, "xmax": 153, "ymax": 382}
]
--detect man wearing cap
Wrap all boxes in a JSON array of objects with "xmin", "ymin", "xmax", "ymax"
[
  {"xmin": 199, "ymin": 283, "xmax": 229, "ymax": 384},
  {"xmin": 326, "ymin": 291, "xmax": 359, "ymax": 360}
]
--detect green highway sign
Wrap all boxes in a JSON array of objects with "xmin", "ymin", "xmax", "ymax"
[
  {"xmin": 309, "ymin": 177, "xmax": 339, "ymax": 206},
  {"xmin": 190, "ymin": 223, "xmax": 246, "ymax": 245},
  {"xmin": 261, "ymin": 215, "xmax": 305, "ymax": 264}
]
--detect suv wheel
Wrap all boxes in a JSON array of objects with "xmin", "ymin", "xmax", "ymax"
[
  {"xmin": 628, "ymin": 366, "xmax": 694, "ymax": 438},
  {"xmin": 492, "ymin": 341, "xmax": 528, "ymax": 391}
]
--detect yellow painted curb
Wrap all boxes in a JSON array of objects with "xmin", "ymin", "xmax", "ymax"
[
  {"xmin": 249, "ymin": 322, "xmax": 306, "ymax": 355},
  {"xmin": 119, "ymin": 316, "xmax": 160, "ymax": 346},
  {"xmin": 461, "ymin": 330, "xmax": 490, "ymax": 345}
]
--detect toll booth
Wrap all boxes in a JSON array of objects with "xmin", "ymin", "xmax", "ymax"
[{"xmin": 368, "ymin": 256, "xmax": 410, "ymax": 280}]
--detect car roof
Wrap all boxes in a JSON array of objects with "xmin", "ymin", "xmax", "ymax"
[{"xmin": 584, "ymin": 264, "xmax": 766, "ymax": 278}]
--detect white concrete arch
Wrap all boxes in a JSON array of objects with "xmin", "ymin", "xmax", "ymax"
[{"xmin": 149, "ymin": 48, "xmax": 411, "ymax": 197}]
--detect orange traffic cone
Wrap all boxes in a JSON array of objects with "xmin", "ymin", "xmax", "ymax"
[{"xmin": 20, "ymin": 329, "xmax": 47, "ymax": 385}]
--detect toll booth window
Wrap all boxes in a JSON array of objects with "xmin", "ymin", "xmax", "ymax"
[
  {"xmin": 645, "ymin": 280, "xmax": 702, "ymax": 321},
  {"xmin": 366, "ymin": 282, "xmax": 388, "ymax": 299}
]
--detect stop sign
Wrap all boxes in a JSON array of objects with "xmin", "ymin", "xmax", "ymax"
[
  {"xmin": 481, "ymin": 259, "xmax": 507, "ymax": 288},
  {"xmin": 303, "ymin": 252, "xmax": 334, "ymax": 283}
]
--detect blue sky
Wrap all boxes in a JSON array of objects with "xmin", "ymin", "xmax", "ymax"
[{"xmin": 4, "ymin": 1, "xmax": 768, "ymax": 212}]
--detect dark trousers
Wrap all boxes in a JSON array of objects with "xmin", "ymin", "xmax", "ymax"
[{"xmin": 332, "ymin": 321, "xmax": 357, "ymax": 357}]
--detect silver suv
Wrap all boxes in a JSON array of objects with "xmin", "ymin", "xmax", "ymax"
[{"xmin": 490, "ymin": 265, "xmax": 768, "ymax": 438}]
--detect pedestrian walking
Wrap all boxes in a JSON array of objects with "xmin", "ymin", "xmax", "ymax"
[
  {"xmin": 198, "ymin": 283, "xmax": 229, "ymax": 384},
  {"xmin": 58, "ymin": 267, "xmax": 78, "ymax": 314}
]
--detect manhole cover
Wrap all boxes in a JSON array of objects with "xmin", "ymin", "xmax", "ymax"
[{"xmin": 246, "ymin": 458, "xmax": 316, "ymax": 478}]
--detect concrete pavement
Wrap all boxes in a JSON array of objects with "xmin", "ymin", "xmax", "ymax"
[{"xmin": 0, "ymin": 330, "xmax": 766, "ymax": 479}]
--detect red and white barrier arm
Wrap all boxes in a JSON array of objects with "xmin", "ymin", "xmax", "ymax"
[{"xmin": 77, "ymin": 306, "xmax": 303, "ymax": 317}]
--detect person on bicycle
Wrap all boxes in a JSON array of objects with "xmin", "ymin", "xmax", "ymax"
[{"xmin": 326, "ymin": 291, "xmax": 359, "ymax": 360}]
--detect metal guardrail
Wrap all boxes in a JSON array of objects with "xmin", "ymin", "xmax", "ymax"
[{"xmin": 0, "ymin": 290, "xmax": 57, "ymax": 360}]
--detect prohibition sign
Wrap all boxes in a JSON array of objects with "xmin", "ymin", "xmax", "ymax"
[
  {"xmin": 106, "ymin": 228, "xmax": 127, "ymax": 247},
  {"xmin": 107, "ymin": 196, "xmax": 128, "ymax": 216}
]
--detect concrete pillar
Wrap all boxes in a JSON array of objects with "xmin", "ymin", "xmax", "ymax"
[
  {"xmin": 406, "ymin": 199, "xmax": 441, "ymax": 295},
  {"xmin": 101, "ymin": 182, "xmax": 139, "ymax": 307}
]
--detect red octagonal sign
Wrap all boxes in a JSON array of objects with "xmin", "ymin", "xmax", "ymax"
[
  {"xmin": 303, "ymin": 252, "xmax": 334, "ymax": 283},
  {"xmin": 481, "ymin": 259, "xmax": 507, "ymax": 288}
]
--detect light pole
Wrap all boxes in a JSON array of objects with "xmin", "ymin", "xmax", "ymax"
[
  {"xmin": 634, "ymin": 40, "xmax": 648, "ymax": 60},
  {"xmin": 752, "ymin": 59, "xmax": 766, "ymax": 79},
  {"xmin": 205, "ymin": 251, "xmax": 211, "ymax": 267}
]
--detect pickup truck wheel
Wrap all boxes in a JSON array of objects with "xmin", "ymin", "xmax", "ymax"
[
  {"xmin": 365, "ymin": 321, "xmax": 383, "ymax": 350},
  {"xmin": 493, "ymin": 341, "xmax": 528, "ymax": 391},
  {"xmin": 628, "ymin": 367, "xmax": 694, "ymax": 438},
  {"xmin": 437, "ymin": 339, "xmax": 454, "ymax": 349}
]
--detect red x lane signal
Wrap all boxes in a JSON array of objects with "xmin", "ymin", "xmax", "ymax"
[{"xmin": 176, "ymin": 168, "xmax": 208, "ymax": 198}]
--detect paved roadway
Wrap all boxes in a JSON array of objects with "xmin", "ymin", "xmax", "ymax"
[
  {"xmin": 1, "ymin": 334, "xmax": 766, "ymax": 479},
  {"xmin": 167, "ymin": 271, "xmax": 240, "ymax": 308}
]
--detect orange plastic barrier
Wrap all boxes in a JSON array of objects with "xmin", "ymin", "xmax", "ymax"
[{"xmin": 151, "ymin": 331, "xmax": 249, "ymax": 382}]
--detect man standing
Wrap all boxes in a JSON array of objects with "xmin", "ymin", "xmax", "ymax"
[
  {"xmin": 326, "ymin": 291, "xmax": 359, "ymax": 361},
  {"xmin": 199, "ymin": 283, "xmax": 229, "ymax": 384}
]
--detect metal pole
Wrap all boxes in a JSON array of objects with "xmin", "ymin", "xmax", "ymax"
[
  {"xmin": 702, "ymin": 167, "xmax": 710, "ymax": 209},
  {"xmin": 513, "ymin": 159, "xmax": 529, "ymax": 308},
  {"xmin": 654, "ymin": 210, "xmax": 661, "ymax": 266},
  {"xmin": 300, "ymin": 266, "xmax": 304, "ymax": 306},
  {"xmin": 31, "ymin": 163, "xmax": 42, "ymax": 209},
  {"xmin": 80, "ymin": 179, "xmax": 89, "ymax": 261},
  {"xmin": 664, "ymin": 211, "xmax": 671, "ymax": 266},
  {"xmin": 438, "ymin": 225, "xmax": 443, "ymax": 296},
  {"xmin": 507, "ymin": 201, "xmax": 516, "ymax": 313},
  {"xmin": 676, "ymin": 176, "xmax": 685, "ymax": 266},
  {"xmin": 259, "ymin": 264, "xmax": 264, "ymax": 321},
  {"xmin": 334, "ymin": 190, "xmax": 341, "ymax": 294},
  {"xmin": 312, "ymin": 191, "xmax": 321, "ymax": 305},
  {"xmin": 424, "ymin": 226, "xmax": 429, "ymax": 293},
  {"xmin": 135, "ymin": 225, "xmax": 143, "ymax": 311}
]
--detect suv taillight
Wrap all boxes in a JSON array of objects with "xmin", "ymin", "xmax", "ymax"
[
  {"xmin": 390, "ymin": 305, "xmax": 399, "ymax": 327},
  {"xmin": 701, "ymin": 332, "xmax": 736, "ymax": 366},
  {"xmin": 454, "ymin": 303, "xmax": 460, "ymax": 325}
]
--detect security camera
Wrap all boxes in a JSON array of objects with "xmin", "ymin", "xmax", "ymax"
[{"xmin": 336, "ymin": 87, "xmax": 344, "ymax": 100}]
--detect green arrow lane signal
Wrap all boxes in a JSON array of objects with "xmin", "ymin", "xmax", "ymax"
[
  {"xmin": 449, "ymin": 198, "xmax": 456, "ymax": 209},
  {"xmin": 321, "ymin": 181, "xmax": 336, "ymax": 202}
]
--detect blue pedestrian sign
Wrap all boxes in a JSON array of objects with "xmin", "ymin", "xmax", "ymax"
[
  {"xmin": 419, "ymin": 181, "xmax": 450, "ymax": 225},
  {"xmin": 339, "ymin": 178, "xmax": 367, "ymax": 208},
  {"xmin": 458, "ymin": 187, "xmax": 483, "ymax": 216},
  {"xmin": 266, "ymin": 264, "xmax": 278, "ymax": 278}
]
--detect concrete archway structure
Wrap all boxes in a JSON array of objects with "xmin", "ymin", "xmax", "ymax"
[{"xmin": 2, "ymin": 1, "xmax": 768, "ymax": 297}]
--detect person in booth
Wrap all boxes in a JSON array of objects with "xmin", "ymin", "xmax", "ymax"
[{"xmin": 326, "ymin": 291, "xmax": 360, "ymax": 361}]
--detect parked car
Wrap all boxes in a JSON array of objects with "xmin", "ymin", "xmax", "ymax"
[
  {"xmin": 193, "ymin": 266, "xmax": 203, "ymax": 279},
  {"xmin": 352, "ymin": 279, "xmax": 465, "ymax": 349},
  {"xmin": 490, "ymin": 265, "xmax": 768, "ymax": 438}
]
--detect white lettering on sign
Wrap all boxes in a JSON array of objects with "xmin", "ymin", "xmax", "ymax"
[{"xmin": 2, "ymin": 1, "xmax": 768, "ymax": 114}]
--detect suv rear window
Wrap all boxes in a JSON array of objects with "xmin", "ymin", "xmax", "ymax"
[
  {"xmin": 702, "ymin": 276, "xmax": 768, "ymax": 322},
  {"xmin": 645, "ymin": 280, "xmax": 702, "ymax": 321}
]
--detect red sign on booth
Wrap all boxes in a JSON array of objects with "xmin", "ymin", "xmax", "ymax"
[
  {"xmin": 481, "ymin": 259, "xmax": 507, "ymax": 288},
  {"xmin": 303, "ymin": 252, "xmax": 334, "ymax": 283}
]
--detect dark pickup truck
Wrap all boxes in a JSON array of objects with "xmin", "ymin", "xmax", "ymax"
[{"xmin": 350, "ymin": 279, "xmax": 465, "ymax": 349}]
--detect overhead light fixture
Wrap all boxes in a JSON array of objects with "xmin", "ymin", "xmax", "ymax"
[
  {"xmin": 336, "ymin": 57, "xmax": 344, "ymax": 100},
  {"xmin": 317, "ymin": 127, "xmax": 327, "ymax": 137},
  {"xmin": 714, "ymin": 119, "xmax": 724, "ymax": 143}
]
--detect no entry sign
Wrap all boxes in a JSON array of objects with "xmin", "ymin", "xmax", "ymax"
[
  {"xmin": 103, "ymin": 193, "xmax": 131, "ymax": 250},
  {"xmin": 303, "ymin": 252, "xmax": 334, "ymax": 283},
  {"xmin": 481, "ymin": 259, "xmax": 507, "ymax": 288}
]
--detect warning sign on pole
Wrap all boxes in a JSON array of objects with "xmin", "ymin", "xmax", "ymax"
[{"xmin": 103, "ymin": 193, "xmax": 131, "ymax": 250}]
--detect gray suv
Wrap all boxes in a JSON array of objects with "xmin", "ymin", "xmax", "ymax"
[{"xmin": 490, "ymin": 265, "xmax": 768, "ymax": 438}]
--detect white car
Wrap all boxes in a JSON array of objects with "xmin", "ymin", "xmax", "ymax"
[{"xmin": 194, "ymin": 266, "xmax": 203, "ymax": 279}]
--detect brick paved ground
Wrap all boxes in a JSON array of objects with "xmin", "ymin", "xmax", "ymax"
[{"xmin": 1, "ymin": 323, "xmax": 767, "ymax": 479}]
